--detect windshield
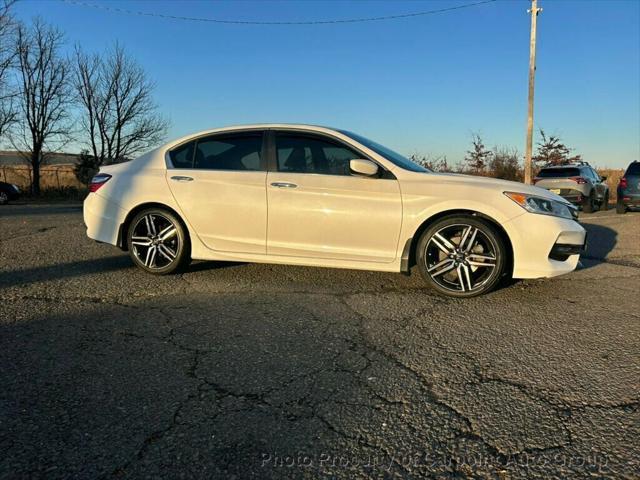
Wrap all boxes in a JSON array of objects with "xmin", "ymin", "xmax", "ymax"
[{"xmin": 338, "ymin": 130, "xmax": 430, "ymax": 173}]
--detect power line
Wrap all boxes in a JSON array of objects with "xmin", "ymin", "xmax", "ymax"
[{"xmin": 59, "ymin": 0, "xmax": 497, "ymax": 26}]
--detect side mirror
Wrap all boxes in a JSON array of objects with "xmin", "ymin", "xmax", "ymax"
[
  {"xmin": 350, "ymin": 159, "xmax": 379, "ymax": 177},
  {"xmin": 600, "ymin": 175, "xmax": 607, "ymax": 181}
]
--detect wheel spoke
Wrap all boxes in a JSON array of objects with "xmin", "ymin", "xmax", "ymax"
[
  {"xmin": 456, "ymin": 265, "xmax": 466, "ymax": 292},
  {"xmin": 468, "ymin": 253, "xmax": 496, "ymax": 262},
  {"xmin": 159, "ymin": 225, "xmax": 177, "ymax": 241},
  {"xmin": 144, "ymin": 246, "xmax": 157, "ymax": 267},
  {"xmin": 131, "ymin": 236, "xmax": 152, "ymax": 246},
  {"xmin": 459, "ymin": 226, "xmax": 471, "ymax": 249},
  {"xmin": 467, "ymin": 260, "xmax": 496, "ymax": 268},
  {"xmin": 462, "ymin": 264, "xmax": 474, "ymax": 290},
  {"xmin": 428, "ymin": 258, "xmax": 455, "ymax": 276},
  {"xmin": 431, "ymin": 233, "xmax": 456, "ymax": 254},
  {"xmin": 158, "ymin": 243, "xmax": 176, "ymax": 261},
  {"xmin": 464, "ymin": 228, "xmax": 479, "ymax": 252},
  {"xmin": 145, "ymin": 215, "xmax": 157, "ymax": 236}
]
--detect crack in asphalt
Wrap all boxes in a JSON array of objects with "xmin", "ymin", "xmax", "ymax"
[{"xmin": 4, "ymin": 287, "xmax": 638, "ymax": 477}]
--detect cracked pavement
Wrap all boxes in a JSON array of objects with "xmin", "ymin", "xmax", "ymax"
[{"xmin": 1, "ymin": 203, "xmax": 639, "ymax": 478}]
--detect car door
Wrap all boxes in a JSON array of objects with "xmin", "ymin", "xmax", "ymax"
[
  {"xmin": 266, "ymin": 131, "xmax": 402, "ymax": 263},
  {"xmin": 583, "ymin": 167, "xmax": 602, "ymax": 199},
  {"xmin": 166, "ymin": 131, "xmax": 267, "ymax": 254},
  {"xmin": 591, "ymin": 167, "xmax": 607, "ymax": 199}
]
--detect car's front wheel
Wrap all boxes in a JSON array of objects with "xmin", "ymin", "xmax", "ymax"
[
  {"xmin": 582, "ymin": 192, "xmax": 595, "ymax": 213},
  {"xmin": 127, "ymin": 208, "xmax": 190, "ymax": 274},
  {"xmin": 416, "ymin": 215, "xmax": 507, "ymax": 298}
]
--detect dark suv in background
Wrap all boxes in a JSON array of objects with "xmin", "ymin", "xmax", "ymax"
[
  {"xmin": 534, "ymin": 162, "xmax": 609, "ymax": 213},
  {"xmin": 617, "ymin": 161, "xmax": 640, "ymax": 214}
]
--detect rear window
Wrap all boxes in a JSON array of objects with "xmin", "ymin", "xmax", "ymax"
[
  {"xmin": 537, "ymin": 167, "xmax": 580, "ymax": 178},
  {"xmin": 625, "ymin": 162, "xmax": 640, "ymax": 175}
]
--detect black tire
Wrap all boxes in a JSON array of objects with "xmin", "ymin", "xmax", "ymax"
[
  {"xmin": 582, "ymin": 192, "xmax": 595, "ymax": 213},
  {"xmin": 600, "ymin": 192, "xmax": 609, "ymax": 211},
  {"xmin": 616, "ymin": 201, "xmax": 627, "ymax": 214},
  {"xmin": 416, "ymin": 215, "xmax": 507, "ymax": 298},
  {"xmin": 127, "ymin": 208, "xmax": 191, "ymax": 274},
  {"xmin": 0, "ymin": 190, "xmax": 8, "ymax": 205}
]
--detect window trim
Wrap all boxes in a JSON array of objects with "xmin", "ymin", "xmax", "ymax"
[
  {"xmin": 166, "ymin": 129, "xmax": 268, "ymax": 172},
  {"xmin": 270, "ymin": 129, "xmax": 395, "ymax": 179}
]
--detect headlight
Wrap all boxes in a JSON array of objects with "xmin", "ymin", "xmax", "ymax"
[{"xmin": 504, "ymin": 192, "xmax": 577, "ymax": 220}]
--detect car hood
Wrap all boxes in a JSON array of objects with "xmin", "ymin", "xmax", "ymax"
[{"xmin": 416, "ymin": 172, "xmax": 570, "ymax": 203}]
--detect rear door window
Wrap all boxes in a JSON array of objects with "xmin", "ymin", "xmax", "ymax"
[
  {"xmin": 169, "ymin": 141, "xmax": 196, "ymax": 168},
  {"xmin": 194, "ymin": 134, "xmax": 263, "ymax": 171}
]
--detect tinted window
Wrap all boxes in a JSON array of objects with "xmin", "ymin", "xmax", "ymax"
[
  {"xmin": 194, "ymin": 134, "xmax": 262, "ymax": 170},
  {"xmin": 169, "ymin": 141, "xmax": 195, "ymax": 168},
  {"xmin": 626, "ymin": 162, "xmax": 640, "ymax": 175},
  {"xmin": 537, "ymin": 167, "xmax": 580, "ymax": 178},
  {"xmin": 276, "ymin": 135, "xmax": 360, "ymax": 176}
]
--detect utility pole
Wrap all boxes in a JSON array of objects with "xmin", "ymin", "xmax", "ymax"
[{"xmin": 524, "ymin": 0, "xmax": 542, "ymax": 185}]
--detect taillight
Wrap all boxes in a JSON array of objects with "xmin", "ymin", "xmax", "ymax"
[
  {"xmin": 619, "ymin": 177, "xmax": 627, "ymax": 189},
  {"xmin": 89, "ymin": 173, "xmax": 112, "ymax": 192},
  {"xmin": 569, "ymin": 176, "xmax": 587, "ymax": 184}
]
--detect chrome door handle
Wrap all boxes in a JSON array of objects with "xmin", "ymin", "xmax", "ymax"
[
  {"xmin": 171, "ymin": 176, "xmax": 194, "ymax": 182},
  {"xmin": 270, "ymin": 182, "xmax": 297, "ymax": 189}
]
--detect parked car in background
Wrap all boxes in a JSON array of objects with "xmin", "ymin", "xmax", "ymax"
[
  {"xmin": 83, "ymin": 124, "xmax": 586, "ymax": 298},
  {"xmin": 534, "ymin": 162, "xmax": 609, "ymax": 213},
  {"xmin": 0, "ymin": 181, "xmax": 20, "ymax": 205},
  {"xmin": 617, "ymin": 160, "xmax": 640, "ymax": 214}
]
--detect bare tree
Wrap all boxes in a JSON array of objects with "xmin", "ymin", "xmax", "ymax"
[
  {"xmin": 13, "ymin": 19, "xmax": 72, "ymax": 194},
  {"xmin": 532, "ymin": 129, "xmax": 582, "ymax": 167},
  {"xmin": 74, "ymin": 43, "xmax": 168, "ymax": 165},
  {"xmin": 489, "ymin": 147, "xmax": 522, "ymax": 181},
  {"xmin": 464, "ymin": 133, "xmax": 492, "ymax": 174},
  {"xmin": 0, "ymin": 0, "xmax": 18, "ymax": 139}
]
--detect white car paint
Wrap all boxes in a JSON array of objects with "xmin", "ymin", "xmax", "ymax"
[{"xmin": 84, "ymin": 124, "xmax": 586, "ymax": 281}]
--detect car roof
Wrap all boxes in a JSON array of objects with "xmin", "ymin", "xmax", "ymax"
[
  {"xmin": 541, "ymin": 164, "xmax": 587, "ymax": 169},
  {"xmin": 166, "ymin": 124, "xmax": 342, "ymax": 148}
]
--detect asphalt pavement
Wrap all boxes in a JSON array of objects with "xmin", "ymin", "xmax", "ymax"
[{"xmin": 1, "ymin": 203, "xmax": 638, "ymax": 479}]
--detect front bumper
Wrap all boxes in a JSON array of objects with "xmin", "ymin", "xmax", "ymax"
[{"xmin": 502, "ymin": 213, "xmax": 587, "ymax": 279}]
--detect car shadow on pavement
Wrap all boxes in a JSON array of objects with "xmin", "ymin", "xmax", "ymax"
[
  {"xmin": 0, "ymin": 295, "xmax": 416, "ymax": 478},
  {"xmin": 187, "ymin": 260, "xmax": 247, "ymax": 272},
  {"xmin": 579, "ymin": 223, "xmax": 617, "ymax": 268},
  {"xmin": 0, "ymin": 255, "xmax": 131, "ymax": 289},
  {"xmin": 0, "ymin": 203, "xmax": 83, "ymax": 217}
]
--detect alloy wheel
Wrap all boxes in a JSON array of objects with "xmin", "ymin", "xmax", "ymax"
[
  {"xmin": 424, "ymin": 223, "xmax": 499, "ymax": 294},
  {"xmin": 130, "ymin": 213, "xmax": 180, "ymax": 270}
]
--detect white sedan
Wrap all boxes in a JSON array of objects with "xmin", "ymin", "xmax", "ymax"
[{"xmin": 83, "ymin": 124, "xmax": 586, "ymax": 297}]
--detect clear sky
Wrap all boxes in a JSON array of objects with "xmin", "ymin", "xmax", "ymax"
[{"xmin": 13, "ymin": 0, "xmax": 640, "ymax": 168}]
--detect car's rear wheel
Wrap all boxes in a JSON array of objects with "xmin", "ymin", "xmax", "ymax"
[
  {"xmin": 0, "ymin": 191, "xmax": 8, "ymax": 205},
  {"xmin": 616, "ymin": 200, "xmax": 627, "ymax": 214},
  {"xmin": 582, "ymin": 192, "xmax": 595, "ymax": 213},
  {"xmin": 416, "ymin": 215, "xmax": 507, "ymax": 298},
  {"xmin": 127, "ymin": 208, "xmax": 190, "ymax": 274}
]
